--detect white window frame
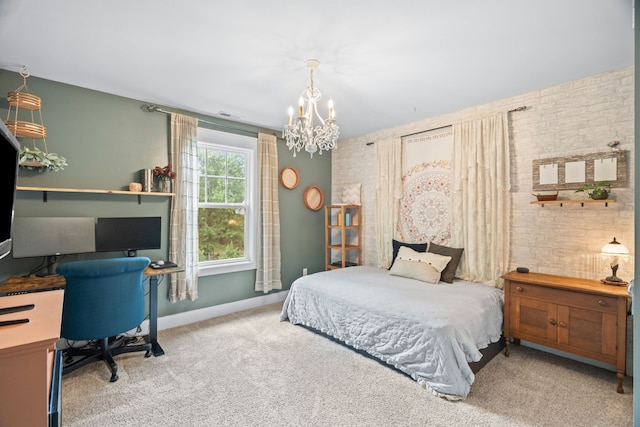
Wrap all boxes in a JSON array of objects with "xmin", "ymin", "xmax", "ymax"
[{"xmin": 197, "ymin": 128, "xmax": 257, "ymax": 277}]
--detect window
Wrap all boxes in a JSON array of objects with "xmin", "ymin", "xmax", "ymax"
[{"xmin": 197, "ymin": 128, "xmax": 257, "ymax": 276}]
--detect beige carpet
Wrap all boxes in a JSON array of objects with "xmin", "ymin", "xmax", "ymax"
[{"xmin": 61, "ymin": 303, "xmax": 633, "ymax": 426}]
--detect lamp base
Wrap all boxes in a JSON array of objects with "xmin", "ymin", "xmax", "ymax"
[{"xmin": 601, "ymin": 278, "xmax": 629, "ymax": 286}]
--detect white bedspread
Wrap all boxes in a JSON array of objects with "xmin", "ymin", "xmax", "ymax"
[{"xmin": 280, "ymin": 266, "xmax": 504, "ymax": 399}]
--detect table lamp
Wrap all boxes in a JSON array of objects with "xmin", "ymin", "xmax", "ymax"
[{"xmin": 601, "ymin": 237, "xmax": 630, "ymax": 283}]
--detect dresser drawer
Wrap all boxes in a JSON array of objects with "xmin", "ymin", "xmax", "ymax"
[
  {"xmin": 510, "ymin": 282, "xmax": 617, "ymax": 313},
  {"xmin": 0, "ymin": 290, "xmax": 64, "ymax": 350}
]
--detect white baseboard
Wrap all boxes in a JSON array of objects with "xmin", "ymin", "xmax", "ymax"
[{"xmin": 139, "ymin": 290, "xmax": 289, "ymax": 333}]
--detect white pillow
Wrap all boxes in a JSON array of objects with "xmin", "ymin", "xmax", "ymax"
[
  {"xmin": 389, "ymin": 246, "xmax": 452, "ymax": 284},
  {"xmin": 341, "ymin": 183, "xmax": 361, "ymax": 205}
]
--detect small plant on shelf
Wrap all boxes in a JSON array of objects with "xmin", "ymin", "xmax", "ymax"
[
  {"xmin": 575, "ymin": 181, "xmax": 611, "ymax": 200},
  {"xmin": 153, "ymin": 164, "xmax": 176, "ymax": 180}
]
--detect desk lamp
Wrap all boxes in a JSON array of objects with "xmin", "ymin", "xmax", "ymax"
[{"xmin": 601, "ymin": 237, "xmax": 630, "ymax": 284}]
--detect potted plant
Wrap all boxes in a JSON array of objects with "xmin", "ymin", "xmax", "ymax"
[
  {"xmin": 19, "ymin": 147, "xmax": 67, "ymax": 172},
  {"xmin": 575, "ymin": 181, "xmax": 611, "ymax": 200},
  {"xmin": 153, "ymin": 164, "xmax": 176, "ymax": 192}
]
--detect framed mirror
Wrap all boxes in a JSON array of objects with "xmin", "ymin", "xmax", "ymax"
[
  {"xmin": 303, "ymin": 186, "xmax": 324, "ymax": 211},
  {"xmin": 279, "ymin": 167, "xmax": 299, "ymax": 189}
]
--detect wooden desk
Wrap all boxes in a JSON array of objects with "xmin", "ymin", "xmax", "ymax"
[
  {"xmin": 143, "ymin": 265, "xmax": 184, "ymax": 356},
  {"xmin": 1, "ymin": 264, "xmax": 184, "ymax": 360},
  {"xmin": 0, "ymin": 276, "xmax": 64, "ymax": 427}
]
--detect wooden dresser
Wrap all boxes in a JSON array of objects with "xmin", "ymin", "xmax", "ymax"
[
  {"xmin": 503, "ymin": 271, "xmax": 630, "ymax": 393},
  {"xmin": 0, "ymin": 275, "xmax": 65, "ymax": 426}
]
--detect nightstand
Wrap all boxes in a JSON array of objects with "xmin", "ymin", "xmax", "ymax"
[{"xmin": 503, "ymin": 271, "xmax": 630, "ymax": 393}]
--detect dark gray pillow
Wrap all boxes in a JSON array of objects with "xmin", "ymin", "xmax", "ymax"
[
  {"xmin": 427, "ymin": 243, "xmax": 464, "ymax": 283},
  {"xmin": 390, "ymin": 239, "xmax": 428, "ymax": 269}
]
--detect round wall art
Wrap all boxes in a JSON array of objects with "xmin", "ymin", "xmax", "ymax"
[
  {"xmin": 303, "ymin": 186, "xmax": 324, "ymax": 211},
  {"xmin": 279, "ymin": 167, "xmax": 299, "ymax": 189}
]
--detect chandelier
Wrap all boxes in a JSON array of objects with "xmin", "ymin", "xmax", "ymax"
[{"xmin": 284, "ymin": 59, "xmax": 339, "ymax": 158}]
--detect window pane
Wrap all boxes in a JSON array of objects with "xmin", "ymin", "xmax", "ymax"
[
  {"xmin": 207, "ymin": 177, "xmax": 226, "ymax": 203},
  {"xmin": 207, "ymin": 150, "xmax": 226, "ymax": 176},
  {"xmin": 199, "ymin": 177, "xmax": 206, "ymax": 202},
  {"xmin": 198, "ymin": 207, "xmax": 245, "ymax": 262},
  {"xmin": 198, "ymin": 148, "xmax": 207, "ymax": 174},
  {"xmin": 227, "ymin": 153, "xmax": 246, "ymax": 178},
  {"xmin": 227, "ymin": 178, "xmax": 245, "ymax": 203}
]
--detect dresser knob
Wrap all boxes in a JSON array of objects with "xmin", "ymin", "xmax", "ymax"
[
  {"xmin": 516, "ymin": 286, "xmax": 523, "ymax": 292},
  {"xmin": 559, "ymin": 321, "xmax": 567, "ymax": 328},
  {"xmin": 598, "ymin": 300, "xmax": 606, "ymax": 306},
  {"xmin": 549, "ymin": 319, "xmax": 557, "ymax": 326}
]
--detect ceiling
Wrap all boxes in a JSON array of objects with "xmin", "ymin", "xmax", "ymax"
[{"xmin": 0, "ymin": 1, "xmax": 634, "ymax": 140}]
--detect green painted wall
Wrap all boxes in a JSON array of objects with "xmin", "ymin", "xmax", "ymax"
[{"xmin": 0, "ymin": 69, "xmax": 331, "ymax": 317}]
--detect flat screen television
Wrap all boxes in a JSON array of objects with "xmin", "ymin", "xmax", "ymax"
[
  {"xmin": 95, "ymin": 216, "xmax": 161, "ymax": 256},
  {"xmin": 12, "ymin": 217, "xmax": 97, "ymax": 275},
  {"xmin": 0, "ymin": 120, "xmax": 20, "ymax": 260}
]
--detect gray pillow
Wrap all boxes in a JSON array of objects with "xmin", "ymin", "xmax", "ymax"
[{"xmin": 427, "ymin": 243, "xmax": 464, "ymax": 283}]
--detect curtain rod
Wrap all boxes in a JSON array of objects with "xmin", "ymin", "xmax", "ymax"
[
  {"xmin": 366, "ymin": 105, "xmax": 529, "ymax": 145},
  {"xmin": 141, "ymin": 104, "xmax": 263, "ymax": 137}
]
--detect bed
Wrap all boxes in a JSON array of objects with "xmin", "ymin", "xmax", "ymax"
[{"xmin": 280, "ymin": 265, "xmax": 504, "ymax": 400}]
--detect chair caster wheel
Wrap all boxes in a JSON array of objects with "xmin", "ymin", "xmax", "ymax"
[{"xmin": 144, "ymin": 350, "xmax": 152, "ymax": 358}]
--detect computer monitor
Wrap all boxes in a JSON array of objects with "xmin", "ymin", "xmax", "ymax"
[
  {"xmin": 0, "ymin": 121, "xmax": 20, "ymax": 260},
  {"xmin": 95, "ymin": 216, "xmax": 161, "ymax": 256},
  {"xmin": 12, "ymin": 217, "xmax": 96, "ymax": 275}
]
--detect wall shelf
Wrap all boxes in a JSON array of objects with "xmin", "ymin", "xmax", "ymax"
[
  {"xmin": 530, "ymin": 199, "xmax": 615, "ymax": 207},
  {"xmin": 17, "ymin": 186, "xmax": 174, "ymax": 204}
]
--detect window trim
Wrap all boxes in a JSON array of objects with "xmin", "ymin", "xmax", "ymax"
[{"xmin": 197, "ymin": 128, "xmax": 258, "ymax": 277}]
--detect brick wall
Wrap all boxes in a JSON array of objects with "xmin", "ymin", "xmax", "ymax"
[{"xmin": 332, "ymin": 66, "xmax": 634, "ymax": 281}]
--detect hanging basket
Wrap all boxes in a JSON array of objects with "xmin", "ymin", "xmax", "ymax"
[
  {"xmin": 4, "ymin": 120, "xmax": 46, "ymax": 139},
  {"xmin": 7, "ymin": 91, "xmax": 42, "ymax": 110},
  {"xmin": 5, "ymin": 66, "xmax": 66, "ymax": 173}
]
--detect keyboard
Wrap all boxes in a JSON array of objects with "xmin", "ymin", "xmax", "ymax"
[{"xmin": 150, "ymin": 261, "xmax": 178, "ymax": 269}]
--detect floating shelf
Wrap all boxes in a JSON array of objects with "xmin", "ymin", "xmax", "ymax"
[
  {"xmin": 17, "ymin": 186, "xmax": 174, "ymax": 204},
  {"xmin": 530, "ymin": 199, "xmax": 615, "ymax": 207}
]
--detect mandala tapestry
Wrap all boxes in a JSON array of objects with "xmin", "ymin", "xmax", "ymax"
[{"xmin": 400, "ymin": 127, "xmax": 453, "ymax": 245}]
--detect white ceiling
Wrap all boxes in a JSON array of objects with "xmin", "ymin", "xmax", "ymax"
[{"xmin": 0, "ymin": 1, "xmax": 634, "ymax": 140}]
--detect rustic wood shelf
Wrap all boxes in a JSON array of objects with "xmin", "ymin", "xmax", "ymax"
[
  {"xmin": 530, "ymin": 199, "xmax": 615, "ymax": 207},
  {"xmin": 17, "ymin": 186, "xmax": 174, "ymax": 204}
]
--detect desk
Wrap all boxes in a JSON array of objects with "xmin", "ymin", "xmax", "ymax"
[
  {"xmin": 0, "ymin": 275, "xmax": 64, "ymax": 427},
  {"xmin": 143, "ymin": 265, "xmax": 184, "ymax": 356},
  {"xmin": 2, "ymin": 264, "xmax": 183, "ymax": 359}
]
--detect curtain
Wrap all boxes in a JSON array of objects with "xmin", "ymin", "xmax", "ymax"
[
  {"xmin": 452, "ymin": 113, "xmax": 510, "ymax": 288},
  {"xmin": 169, "ymin": 113, "xmax": 199, "ymax": 302},
  {"xmin": 375, "ymin": 137, "xmax": 403, "ymax": 268},
  {"xmin": 255, "ymin": 133, "xmax": 282, "ymax": 293}
]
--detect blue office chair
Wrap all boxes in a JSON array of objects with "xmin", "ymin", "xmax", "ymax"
[{"xmin": 57, "ymin": 257, "xmax": 152, "ymax": 382}]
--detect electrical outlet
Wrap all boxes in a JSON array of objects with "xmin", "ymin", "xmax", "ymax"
[{"xmin": 303, "ymin": 268, "xmax": 308, "ymax": 276}]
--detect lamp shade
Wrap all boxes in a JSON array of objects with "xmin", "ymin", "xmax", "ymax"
[{"xmin": 601, "ymin": 237, "xmax": 630, "ymax": 256}]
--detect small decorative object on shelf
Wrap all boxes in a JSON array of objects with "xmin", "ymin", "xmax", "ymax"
[
  {"xmin": 532, "ymin": 191, "xmax": 558, "ymax": 202},
  {"xmin": 607, "ymin": 140, "xmax": 620, "ymax": 151},
  {"xmin": 153, "ymin": 164, "xmax": 176, "ymax": 192},
  {"xmin": 575, "ymin": 181, "xmax": 611, "ymax": 200}
]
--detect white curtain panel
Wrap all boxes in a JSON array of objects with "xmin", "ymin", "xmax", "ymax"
[
  {"xmin": 375, "ymin": 137, "xmax": 402, "ymax": 268},
  {"xmin": 255, "ymin": 133, "xmax": 282, "ymax": 293},
  {"xmin": 452, "ymin": 113, "xmax": 511, "ymax": 288},
  {"xmin": 169, "ymin": 113, "xmax": 199, "ymax": 302}
]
